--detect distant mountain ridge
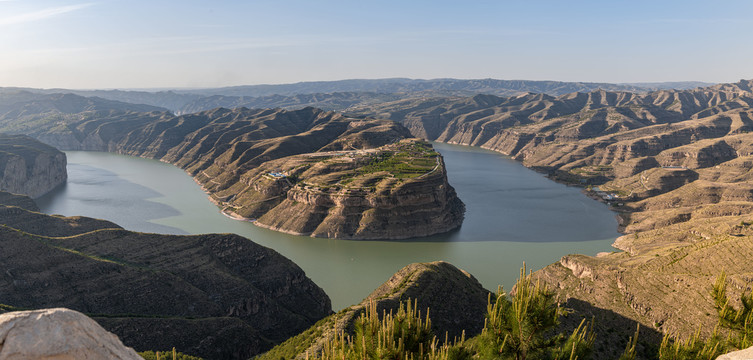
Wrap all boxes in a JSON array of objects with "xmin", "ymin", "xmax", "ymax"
[
  {"xmin": 0, "ymin": 91, "xmax": 167, "ymax": 116},
  {"xmin": 181, "ymin": 78, "xmax": 712, "ymax": 97},
  {"xmin": 1, "ymin": 78, "xmax": 716, "ymax": 113}
]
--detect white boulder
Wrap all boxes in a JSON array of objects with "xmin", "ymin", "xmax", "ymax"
[
  {"xmin": 718, "ymin": 346, "xmax": 753, "ymax": 360},
  {"xmin": 0, "ymin": 308, "xmax": 142, "ymax": 360}
]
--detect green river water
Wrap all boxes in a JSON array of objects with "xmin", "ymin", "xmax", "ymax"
[{"xmin": 36, "ymin": 142, "xmax": 620, "ymax": 310}]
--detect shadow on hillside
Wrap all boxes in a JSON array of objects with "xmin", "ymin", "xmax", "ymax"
[{"xmin": 559, "ymin": 298, "xmax": 663, "ymax": 360}]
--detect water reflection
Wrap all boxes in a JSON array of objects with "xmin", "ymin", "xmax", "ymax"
[{"xmin": 37, "ymin": 162, "xmax": 187, "ymax": 235}]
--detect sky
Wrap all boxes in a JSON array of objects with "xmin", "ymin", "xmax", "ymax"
[{"xmin": 1, "ymin": 0, "xmax": 752, "ymax": 89}]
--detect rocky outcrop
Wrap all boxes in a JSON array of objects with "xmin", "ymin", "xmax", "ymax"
[
  {"xmin": 0, "ymin": 134, "xmax": 66, "ymax": 198},
  {"xmin": 0, "ymin": 104, "xmax": 464, "ymax": 239},
  {"xmin": 259, "ymin": 261, "xmax": 490, "ymax": 360},
  {"xmin": 0, "ymin": 308, "xmax": 141, "ymax": 360},
  {"xmin": 0, "ymin": 191, "xmax": 331, "ymax": 360},
  {"xmin": 231, "ymin": 139, "xmax": 465, "ymax": 239}
]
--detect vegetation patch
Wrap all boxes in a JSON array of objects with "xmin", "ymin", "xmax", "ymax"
[{"xmin": 139, "ymin": 349, "xmax": 203, "ymax": 360}]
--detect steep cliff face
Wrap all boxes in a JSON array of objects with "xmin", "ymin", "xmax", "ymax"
[
  {"xmin": 0, "ymin": 134, "xmax": 66, "ymax": 198},
  {"xmin": 0, "ymin": 191, "xmax": 332, "ymax": 360},
  {"xmin": 0, "ymin": 105, "xmax": 465, "ymax": 239},
  {"xmin": 215, "ymin": 139, "xmax": 464, "ymax": 239}
]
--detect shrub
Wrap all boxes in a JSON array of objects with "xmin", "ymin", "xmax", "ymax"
[
  {"xmin": 139, "ymin": 348, "xmax": 202, "ymax": 360},
  {"xmin": 316, "ymin": 299, "xmax": 466, "ymax": 360},
  {"xmin": 475, "ymin": 266, "xmax": 595, "ymax": 360}
]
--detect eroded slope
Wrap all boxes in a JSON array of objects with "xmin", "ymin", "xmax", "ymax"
[{"xmin": 0, "ymin": 103, "xmax": 465, "ymax": 239}]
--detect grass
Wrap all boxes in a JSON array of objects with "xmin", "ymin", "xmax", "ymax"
[
  {"xmin": 357, "ymin": 141, "xmax": 438, "ymax": 179},
  {"xmin": 308, "ymin": 140, "xmax": 440, "ymax": 189}
]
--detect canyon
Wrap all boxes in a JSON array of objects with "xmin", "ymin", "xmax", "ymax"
[
  {"xmin": 4, "ymin": 78, "xmax": 753, "ymax": 357},
  {"xmin": 0, "ymin": 96, "xmax": 465, "ymax": 240}
]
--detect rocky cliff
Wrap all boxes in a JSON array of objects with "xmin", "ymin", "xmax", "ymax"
[
  {"xmin": 0, "ymin": 133, "xmax": 67, "ymax": 198},
  {"xmin": 0, "ymin": 101, "xmax": 464, "ymax": 239},
  {"xmin": 217, "ymin": 138, "xmax": 464, "ymax": 239},
  {"xmin": 259, "ymin": 261, "xmax": 491, "ymax": 360},
  {"xmin": 0, "ymin": 191, "xmax": 331, "ymax": 360}
]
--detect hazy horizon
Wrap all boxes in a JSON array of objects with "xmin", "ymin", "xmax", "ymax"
[
  {"xmin": 2, "ymin": 0, "xmax": 752, "ymax": 89},
  {"xmin": 0, "ymin": 77, "xmax": 722, "ymax": 93}
]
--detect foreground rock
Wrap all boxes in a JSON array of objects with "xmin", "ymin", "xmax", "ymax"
[
  {"xmin": 0, "ymin": 191, "xmax": 331, "ymax": 360},
  {"xmin": 718, "ymin": 346, "xmax": 753, "ymax": 360},
  {"xmin": 0, "ymin": 133, "xmax": 66, "ymax": 198},
  {"xmin": 0, "ymin": 308, "xmax": 141, "ymax": 360},
  {"xmin": 259, "ymin": 261, "xmax": 491, "ymax": 360}
]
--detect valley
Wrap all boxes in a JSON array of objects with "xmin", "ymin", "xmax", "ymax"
[
  {"xmin": 3, "ymin": 78, "xmax": 753, "ymax": 358},
  {"xmin": 4, "ymin": 0, "xmax": 752, "ymax": 358},
  {"xmin": 37, "ymin": 143, "xmax": 619, "ymax": 311}
]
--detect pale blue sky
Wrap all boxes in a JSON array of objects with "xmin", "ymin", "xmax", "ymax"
[{"xmin": 1, "ymin": 0, "xmax": 752, "ymax": 89}]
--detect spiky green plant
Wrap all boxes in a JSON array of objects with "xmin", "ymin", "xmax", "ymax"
[
  {"xmin": 712, "ymin": 271, "xmax": 753, "ymax": 349},
  {"xmin": 475, "ymin": 265, "xmax": 595, "ymax": 360},
  {"xmin": 656, "ymin": 270, "xmax": 753, "ymax": 359},
  {"xmin": 657, "ymin": 327, "xmax": 725, "ymax": 360},
  {"xmin": 550, "ymin": 319, "xmax": 596, "ymax": 360},
  {"xmin": 617, "ymin": 325, "xmax": 639, "ymax": 360},
  {"xmin": 316, "ymin": 299, "xmax": 466, "ymax": 360}
]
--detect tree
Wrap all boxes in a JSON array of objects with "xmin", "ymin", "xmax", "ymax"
[{"xmin": 475, "ymin": 265, "xmax": 595, "ymax": 360}]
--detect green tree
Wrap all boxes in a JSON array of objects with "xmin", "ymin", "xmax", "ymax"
[{"xmin": 475, "ymin": 266, "xmax": 595, "ymax": 360}]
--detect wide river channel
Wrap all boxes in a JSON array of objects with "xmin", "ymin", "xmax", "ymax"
[{"xmin": 36, "ymin": 142, "xmax": 620, "ymax": 310}]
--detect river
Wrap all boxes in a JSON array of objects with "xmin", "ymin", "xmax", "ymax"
[{"xmin": 36, "ymin": 142, "xmax": 620, "ymax": 310}]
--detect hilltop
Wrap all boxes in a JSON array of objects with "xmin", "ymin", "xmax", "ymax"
[{"xmin": 259, "ymin": 261, "xmax": 491, "ymax": 360}]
